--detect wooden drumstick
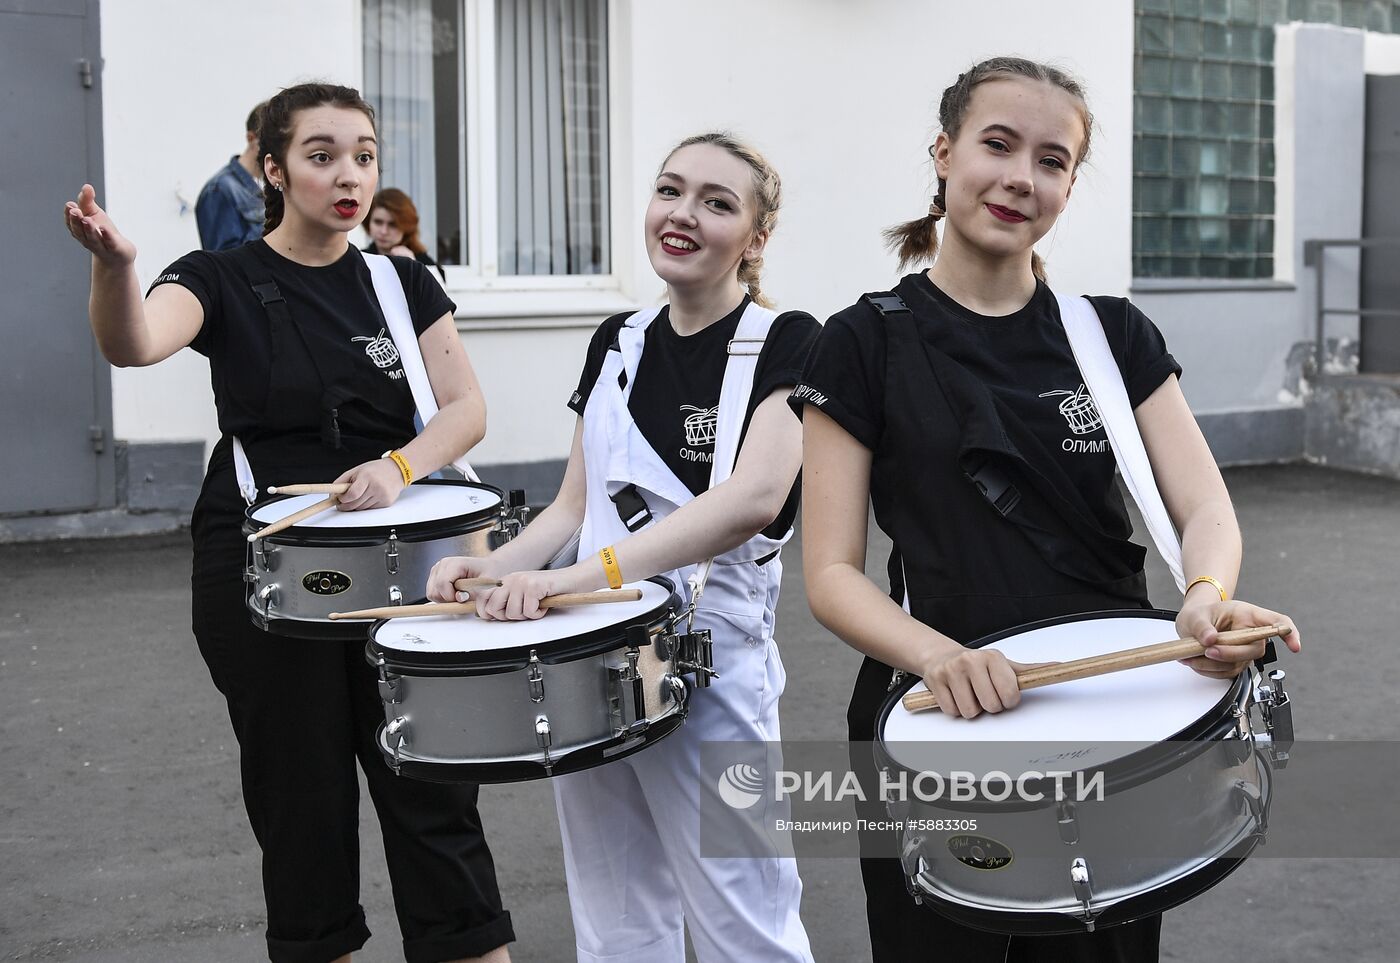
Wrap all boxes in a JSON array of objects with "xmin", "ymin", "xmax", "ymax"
[
  {"xmin": 247, "ymin": 495, "xmax": 340, "ymax": 542},
  {"xmin": 267, "ymin": 483, "xmax": 351, "ymax": 495},
  {"xmin": 329, "ymin": 588, "xmax": 645, "ymax": 621},
  {"xmin": 900, "ymin": 624, "xmax": 1290, "ymax": 713},
  {"xmin": 453, "ymin": 577, "xmax": 505, "ymax": 591}
]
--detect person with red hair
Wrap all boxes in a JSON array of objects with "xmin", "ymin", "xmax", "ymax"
[{"xmin": 365, "ymin": 187, "xmax": 447, "ymax": 282}]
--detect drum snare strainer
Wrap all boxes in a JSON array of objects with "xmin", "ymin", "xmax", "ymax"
[
  {"xmin": 876, "ymin": 609, "xmax": 1293, "ymax": 935},
  {"xmin": 368, "ymin": 576, "xmax": 712, "ymax": 783}
]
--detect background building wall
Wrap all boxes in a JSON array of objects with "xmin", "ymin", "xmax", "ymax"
[{"xmin": 98, "ymin": 0, "xmax": 362, "ymax": 449}]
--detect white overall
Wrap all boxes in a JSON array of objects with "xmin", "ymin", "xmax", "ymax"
[{"xmin": 554, "ymin": 303, "xmax": 813, "ymax": 963}]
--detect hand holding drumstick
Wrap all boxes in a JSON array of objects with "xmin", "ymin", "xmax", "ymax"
[{"xmin": 902, "ymin": 624, "xmax": 1290, "ymax": 714}]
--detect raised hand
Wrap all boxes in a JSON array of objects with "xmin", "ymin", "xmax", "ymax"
[{"xmin": 63, "ymin": 184, "xmax": 136, "ymax": 265}]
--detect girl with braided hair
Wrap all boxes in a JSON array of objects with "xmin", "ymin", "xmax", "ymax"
[
  {"xmin": 427, "ymin": 132, "xmax": 815, "ymax": 962},
  {"xmin": 793, "ymin": 57, "xmax": 1300, "ymax": 961},
  {"xmin": 64, "ymin": 82, "xmax": 512, "ymax": 963}
]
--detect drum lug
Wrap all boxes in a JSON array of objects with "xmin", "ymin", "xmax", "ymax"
[
  {"xmin": 1057, "ymin": 799, "xmax": 1079, "ymax": 845},
  {"xmin": 887, "ymin": 669, "xmax": 907, "ymax": 693},
  {"xmin": 527, "ymin": 650, "xmax": 545, "ymax": 703},
  {"xmin": 674, "ymin": 629, "xmax": 717, "ymax": 688},
  {"xmin": 1254, "ymin": 670, "xmax": 1294, "ymax": 768},
  {"xmin": 253, "ymin": 538, "xmax": 277, "ymax": 573},
  {"xmin": 257, "ymin": 583, "xmax": 278, "ymax": 620},
  {"xmin": 496, "ymin": 490, "xmax": 530, "ymax": 542},
  {"xmin": 535, "ymin": 714, "xmax": 554, "ymax": 774},
  {"xmin": 389, "ymin": 585, "xmax": 403, "ymax": 606},
  {"xmin": 372, "ymin": 652, "xmax": 403, "ymax": 705},
  {"xmin": 385, "ymin": 531, "xmax": 399, "ymax": 575},
  {"xmin": 1069, "ymin": 857, "xmax": 1099, "ymax": 931},
  {"xmin": 1233, "ymin": 779, "xmax": 1268, "ymax": 835},
  {"xmin": 386, "ymin": 716, "xmax": 410, "ymax": 774}
]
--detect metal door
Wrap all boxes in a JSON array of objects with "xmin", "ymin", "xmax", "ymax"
[
  {"xmin": 1361, "ymin": 74, "xmax": 1400, "ymax": 374},
  {"xmin": 0, "ymin": 0, "xmax": 113, "ymax": 515}
]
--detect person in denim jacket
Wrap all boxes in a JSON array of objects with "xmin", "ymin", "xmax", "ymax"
[{"xmin": 196, "ymin": 101, "xmax": 267, "ymax": 251}]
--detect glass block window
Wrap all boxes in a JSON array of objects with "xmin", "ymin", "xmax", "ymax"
[{"xmin": 1133, "ymin": 0, "xmax": 1400, "ymax": 278}]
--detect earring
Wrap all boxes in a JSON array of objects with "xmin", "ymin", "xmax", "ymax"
[{"xmin": 274, "ymin": 183, "xmax": 283, "ymax": 192}]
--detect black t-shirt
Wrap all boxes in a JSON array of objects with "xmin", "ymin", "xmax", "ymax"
[
  {"xmin": 150, "ymin": 240, "xmax": 454, "ymax": 449},
  {"xmin": 569, "ymin": 297, "xmax": 819, "ymax": 536},
  {"xmin": 791, "ymin": 272, "xmax": 1181, "ymax": 542}
]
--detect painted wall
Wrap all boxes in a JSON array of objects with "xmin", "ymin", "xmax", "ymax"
[
  {"xmin": 99, "ymin": 0, "xmax": 361, "ymax": 448},
  {"xmin": 97, "ymin": 0, "xmax": 1137, "ymax": 471}
]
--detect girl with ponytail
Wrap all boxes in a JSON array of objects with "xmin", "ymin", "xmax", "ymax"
[
  {"xmin": 427, "ymin": 132, "xmax": 815, "ymax": 963},
  {"xmin": 793, "ymin": 57, "xmax": 1299, "ymax": 961},
  {"xmin": 64, "ymin": 82, "xmax": 512, "ymax": 963}
]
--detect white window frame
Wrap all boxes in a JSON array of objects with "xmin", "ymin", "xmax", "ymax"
[{"xmin": 437, "ymin": 0, "xmax": 634, "ymax": 319}]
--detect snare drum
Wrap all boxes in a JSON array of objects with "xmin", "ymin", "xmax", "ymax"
[
  {"xmin": 876, "ymin": 609, "xmax": 1292, "ymax": 935},
  {"xmin": 368, "ymin": 577, "xmax": 709, "ymax": 783},
  {"xmin": 244, "ymin": 480, "xmax": 520, "ymax": 639}
]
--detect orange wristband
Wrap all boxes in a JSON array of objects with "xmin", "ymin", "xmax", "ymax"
[
  {"xmin": 1185, "ymin": 575, "xmax": 1228, "ymax": 602},
  {"xmin": 387, "ymin": 450, "xmax": 414, "ymax": 487},
  {"xmin": 599, "ymin": 546, "xmax": 623, "ymax": 589}
]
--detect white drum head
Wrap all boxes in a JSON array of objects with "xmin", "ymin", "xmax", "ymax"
[
  {"xmin": 881, "ymin": 615, "xmax": 1235, "ymax": 775},
  {"xmin": 250, "ymin": 483, "xmax": 502, "ymax": 528},
  {"xmin": 373, "ymin": 579, "xmax": 673, "ymax": 655}
]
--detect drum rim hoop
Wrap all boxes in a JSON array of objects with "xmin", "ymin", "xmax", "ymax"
[
  {"xmin": 243, "ymin": 479, "xmax": 506, "ymax": 542},
  {"xmin": 872, "ymin": 608, "xmax": 1249, "ymax": 809},
  {"xmin": 368, "ymin": 576, "xmax": 681, "ymax": 670}
]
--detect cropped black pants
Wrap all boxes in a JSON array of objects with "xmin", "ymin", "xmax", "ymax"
[{"xmin": 191, "ymin": 509, "xmax": 513, "ymax": 963}]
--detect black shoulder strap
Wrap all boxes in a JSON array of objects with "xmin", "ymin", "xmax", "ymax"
[{"xmin": 861, "ymin": 291, "xmax": 910, "ymax": 316}]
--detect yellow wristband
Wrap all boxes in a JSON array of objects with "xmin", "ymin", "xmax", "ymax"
[
  {"xmin": 1185, "ymin": 575, "xmax": 1228, "ymax": 602},
  {"xmin": 387, "ymin": 449, "xmax": 414, "ymax": 487},
  {"xmin": 599, "ymin": 546, "xmax": 623, "ymax": 589}
]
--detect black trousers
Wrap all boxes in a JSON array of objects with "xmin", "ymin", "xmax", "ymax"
[
  {"xmin": 848, "ymin": 660, "xmax": 1161, "ymax": 963},
  {"xmin": 191, "ymin": 515, "xmax": 513, "ymax": 963}
]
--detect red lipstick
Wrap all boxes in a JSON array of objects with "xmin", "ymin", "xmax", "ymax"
[
  {"xmin": 660, "ymin": 232, "xmax": 700, "ymax": 256},
  {"xmin": 986, "ymin": 204, "xmax": 1026, "ymax": 223},
  {"xmin": 334, "ymin": 199, "xmax": 360, "ymax": 219}
]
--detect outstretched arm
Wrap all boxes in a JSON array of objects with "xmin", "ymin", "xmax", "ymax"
[{"xmin": 64, "ymin": 184, "xmax": 203, "ymax": 367}]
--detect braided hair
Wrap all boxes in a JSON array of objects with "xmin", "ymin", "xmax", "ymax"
[
  {"xmin": 883, "ymin": 57, "xmax": 1094, "ymax": 281},
  {"xmin": 258, "ymin": 82, "xmax": 377, "ymax": 234},
  {"xmin": 662, "ymin": 131, "xmax": 783, "ymax": 309}
]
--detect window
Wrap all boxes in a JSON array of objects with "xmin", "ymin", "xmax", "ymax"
[
  {"xmin": 363, "ymin": 0, "xmax": 611, "ymax": 282},
  {"xmin": 1132, "ymin": 0, "xmax": 1400, "ymax": 279}
]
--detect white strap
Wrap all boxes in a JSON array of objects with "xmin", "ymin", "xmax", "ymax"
[
  {"xmin": 687, "ymin": 303, "xmax": 780, "ymax": 604},
  {"xmin": 709, "ymin": 302, "xmax": 777, "ymax": 488},
  {"xmin": 1053, "ymin": 291, "xmax": 1186, "ymax": 593},
  {"xmin": 231, "ymin": 435, "xmax": 258, "ymax": 505},
  {"xmin": 363, "ymin": 252, "xmax": 479, "ymax": 482}
]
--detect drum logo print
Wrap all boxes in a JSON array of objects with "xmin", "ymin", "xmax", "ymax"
[
  {"xmin": 352, "ymin": 328, "xmax": 401, "ymax": 369},
  {"xmin": 681, "ymin": 404, "xmax": 719, "ymax": 448},
  {"xmin": 718, "ymin": 763, "xmax": 765, "ymax": 810},
  {"xmin": 1039, "ymin": 384, "xmax": 1102, "ymax": 435},
  {"xmin": 947, "ymin": 834, "xmax": 1014, "ymax": 870}
]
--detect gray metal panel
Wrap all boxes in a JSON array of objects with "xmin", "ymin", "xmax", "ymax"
[
  {"xmin": 1360, "ymin": 74, "xmax": 1400, "ymax": 373},
  {"xmin": 0, "ymin": 0, "xmax": 111, "ymax": 515}
]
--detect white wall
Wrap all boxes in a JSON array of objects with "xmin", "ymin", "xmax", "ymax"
[
  {"xmin": 99, "ymin": 0, "xmax": 1137, "ymax": 468},
  {"xmin": 620, "ymin": 0, "xmax": 1136, "ymax": 323},
  {"xmin": 100, "ymin": 0, "xmax": 361, "ymax": 448}
]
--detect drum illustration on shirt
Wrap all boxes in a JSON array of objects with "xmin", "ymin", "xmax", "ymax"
[
  {"xmin": 681, "ymin": 404, "xmax": 719, "ymax": 448},
  {"xmin": 1039, "ymin": 384, "xmax": 1102, "ymax": 435},
  {"xmin": 353, "ymin": 327, "xmax": 401, "ymax": 369}
]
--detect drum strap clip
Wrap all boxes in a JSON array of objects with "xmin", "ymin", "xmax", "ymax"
[
  {"xmin": 964, "ymin": 456, "xmax": 1022, "ymax": 517},
  {"xmin": 611, "ymin": 483, "xmax": 654, "ymax": 532}
]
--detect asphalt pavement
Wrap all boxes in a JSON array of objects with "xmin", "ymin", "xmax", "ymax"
[{"xmin": 2, "ymin": 465, "xmax": 1397, "ymax": 962}]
